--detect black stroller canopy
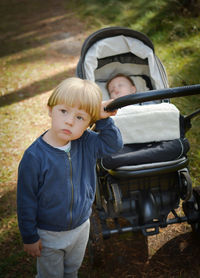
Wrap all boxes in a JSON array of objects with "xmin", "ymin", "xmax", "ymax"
[{"xmin": 76, "ymin": 26, "xmax": 155, "ymax": 79}]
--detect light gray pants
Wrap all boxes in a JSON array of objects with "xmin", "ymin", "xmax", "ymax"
[{"xmin": 36, "ymin": 219, "xmax": 90, "ymax": 278}]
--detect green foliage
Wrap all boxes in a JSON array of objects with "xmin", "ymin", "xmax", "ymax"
[{"xmin": 68, "ymin": 0, "xmax": 200, "ymax": 39}]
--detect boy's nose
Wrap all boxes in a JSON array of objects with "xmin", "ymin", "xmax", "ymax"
[{"xmin": 65, "ymin": 115, "xmax": 74, "ymax": 125}]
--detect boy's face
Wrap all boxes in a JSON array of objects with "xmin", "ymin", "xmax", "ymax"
[
  {"xmin": 48, "ymin": 104, "xmax": 91, "ymax": 146},
  {"xmin": 108, "ymin": 76, "xmax": 136, "ymax": 99}
]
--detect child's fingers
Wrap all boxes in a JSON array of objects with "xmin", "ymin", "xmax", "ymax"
[
  {"xmin": 109, "ymin": 110, "xmax": 117, "ymax": 116},
  {"xmin": 24, "ymin": 240, "xmax": 42, "ymax": 257},
  {"xmin": 99, "ymin": 100, "xmax": 118, "ymax": 119}
]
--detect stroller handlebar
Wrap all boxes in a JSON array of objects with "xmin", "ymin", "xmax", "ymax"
[{"xmin": 104, "ymin": 84, "xmax": 200, "ymax": 111}]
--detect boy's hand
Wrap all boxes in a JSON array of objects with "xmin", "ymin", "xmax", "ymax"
[
  {"xmin": 100, "ymin": 100, "xmax": 117, "ymax": 119},
  {"xmin": 24, "ymin": 239, "xmax": 42, "ymax": 257}
]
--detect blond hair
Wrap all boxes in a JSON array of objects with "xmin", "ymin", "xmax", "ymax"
[{"xmin": 48, "ymin": 77, "xmax": 102, "ymax": 124}]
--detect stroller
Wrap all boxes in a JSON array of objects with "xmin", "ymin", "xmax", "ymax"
[{"xmin": 76, "ymin": 27, "xmax": 200, "ymax": 259}]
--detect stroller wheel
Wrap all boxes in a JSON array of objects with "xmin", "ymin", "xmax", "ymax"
[
  {"xmin": 180, "ymin": 170, "xmax": 193, "ymax": 201},
  {"xmin": 191, "ymin": 187, "xmax": 200, "ymax": 234},
  {"xmin": 88, "ymin": 208, "xmax": 104, "ymax": 266},
  {"xmin": 182, "ymin": 186, "xmax": 200, "ymax": 236}
]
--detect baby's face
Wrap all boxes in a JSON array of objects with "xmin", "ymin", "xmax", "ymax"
[{"xmin": 108, "ymin": 76, "xmax": 136, "ymax": 99}]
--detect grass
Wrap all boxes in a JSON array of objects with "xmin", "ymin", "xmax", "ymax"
[{"xmin": 0, "ymin": 0, "xmax": 200, "ymax": 277}]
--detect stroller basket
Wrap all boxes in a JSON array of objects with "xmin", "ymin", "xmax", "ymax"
[{"xmin": 97, "ymin": 156, "xmax": 190, "ymax": 237}]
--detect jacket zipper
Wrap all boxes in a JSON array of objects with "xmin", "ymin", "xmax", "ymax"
[{"xmin": 67, "ymin": 151, "xmax": 73, "ymax": 229}]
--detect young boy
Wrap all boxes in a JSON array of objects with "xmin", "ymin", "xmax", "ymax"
[
  {"xmin": 17, "ymin": 77, "xmax": 123, "ymax": 278},
  {"xmin": 106, "ymin": 73, "xmax": 137, "ymax": 99}
]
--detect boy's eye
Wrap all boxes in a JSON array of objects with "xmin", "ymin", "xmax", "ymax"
[
  {"xmin": 77, "ymin": 115, "xmax": 84, "ymax": 120},
  {"xmin": 61, "ymin": 109, "xmax": 67, "ymax": 114}
]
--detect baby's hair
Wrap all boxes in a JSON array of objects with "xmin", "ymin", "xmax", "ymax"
[
  {"xmin": 106, "ymin": 73, "xmax": 135, "ymax": 92},
  {"xmin": 48, "ymin": 77, "xmax": 102, "ymax": 124}
]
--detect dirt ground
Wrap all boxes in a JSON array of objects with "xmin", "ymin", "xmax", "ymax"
[
  {"xmin": 81, "ymin": 216, "xmax": 200, "ymax": 277},
  {"xmin": 2, "ymin": 1, "xmax": 200, "ymax": 277}
]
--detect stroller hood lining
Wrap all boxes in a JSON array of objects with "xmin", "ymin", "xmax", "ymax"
[{"xmin": 84, "ymin": 35, "xmax": 167, "ymax": 99}]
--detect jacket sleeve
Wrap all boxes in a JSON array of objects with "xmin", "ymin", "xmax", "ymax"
[
  {"xmin": 89, "ymin": 117, "xmax": 123, "ymax": 158},
  {"xmin": 17, "ymin": 151, "xmax": 40, "ymax": 244}
]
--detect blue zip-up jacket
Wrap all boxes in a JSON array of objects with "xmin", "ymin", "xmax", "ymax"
[{"xmin": 17, "ymin": 118, "xmax": 123, "ymax": 244}]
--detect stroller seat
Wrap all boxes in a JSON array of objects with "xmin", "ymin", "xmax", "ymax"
[
  {"xmin": 76, "ymin": 26, "xmax": 189, "ymax": 171},
  {"xmin": 102, "ymin": 97, "xmax": 190, "ymax": 170}
]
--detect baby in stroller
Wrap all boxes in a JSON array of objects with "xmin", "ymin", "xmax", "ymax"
[
  {"xmin": 106, "ymin": 73, "xmax": 137, "ymax": 99},
  {"xmin": 76, "ymin": 27, "xmax": 200, "ymax": 246}
]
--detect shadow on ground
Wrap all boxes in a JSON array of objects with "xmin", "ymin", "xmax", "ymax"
[
  {"xmin": 0, "ymin": 69, "xmax": 73, "ymax": 107},
  {"xmin": 81, "ymin": 230, "xmax": 200, "ymax": 278}
]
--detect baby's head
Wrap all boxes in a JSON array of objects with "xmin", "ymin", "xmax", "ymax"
[
  {"xmin": 48, "ymin": 77, "xmax": 102, "ymax": 124},
  {"xmin": 106, "ymin": 73, "xmax": 136, "ymax": 99}
]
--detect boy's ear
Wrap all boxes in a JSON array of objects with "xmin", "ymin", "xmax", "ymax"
[{"xmin": 48, "ymin": 106, "xmax": 52, "ymax": 117}]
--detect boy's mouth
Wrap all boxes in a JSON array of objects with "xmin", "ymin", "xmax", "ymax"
[{"xmin": 62, "ymin": 129, "xmax": 72, "ymax": 135}]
